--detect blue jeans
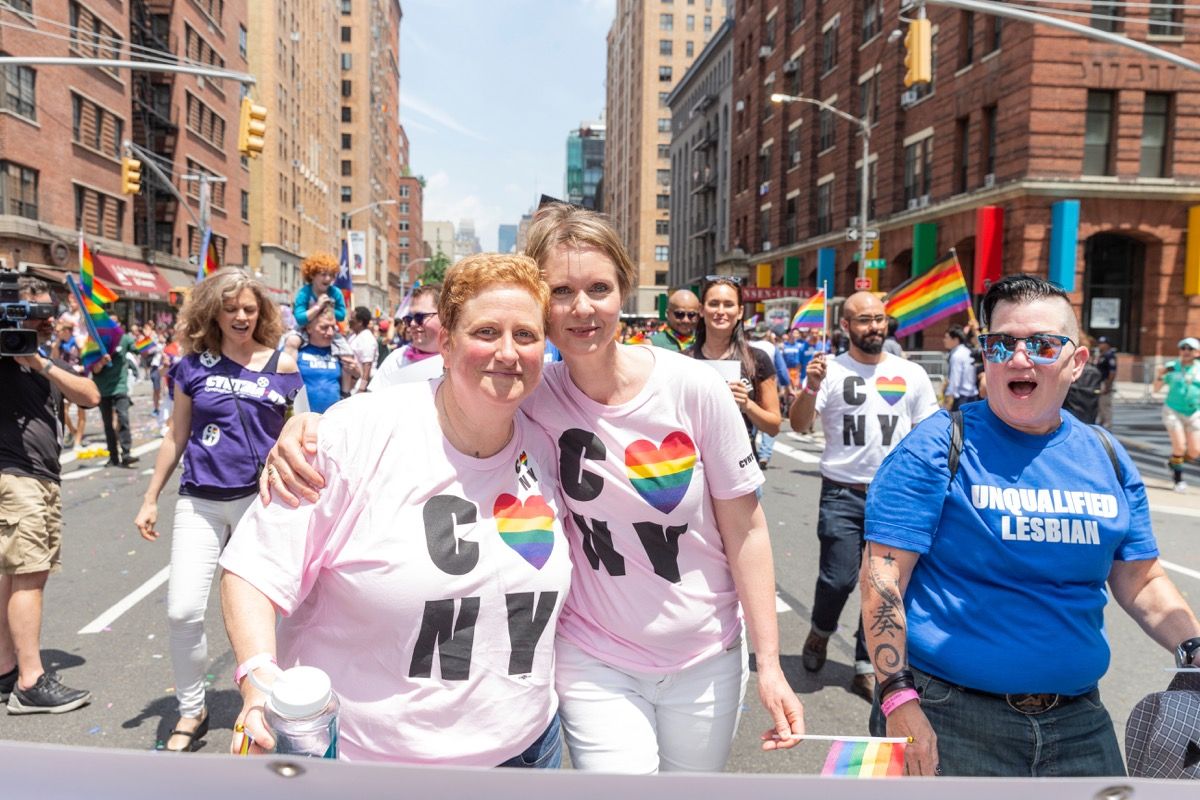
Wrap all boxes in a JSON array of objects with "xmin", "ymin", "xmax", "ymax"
[
  {"xmin": 811, "ymin": 480, "xmax": 869, "ymax": 665},
  {"xmin": 757, "ymin": 431, "xmax": 776, "ymax": 463},
  {"xmin": 869, "ymin": 666, "xmax": 1126, "ymax": 777},
  {"xmin": 497, "ymin": 713, "xmax": 562, "ymax": 769}
]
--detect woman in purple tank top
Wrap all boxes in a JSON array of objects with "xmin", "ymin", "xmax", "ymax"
[{"xmin": 133, "ymin": 269, "xmax": 302, "ymax": 752}]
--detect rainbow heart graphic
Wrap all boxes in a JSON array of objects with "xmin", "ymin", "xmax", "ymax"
[
  {"xmin": 625, "ymin": 432, "xmax": 697, "ymax": 514},
  {"xmin": 494, "ymin": 493, "xmax": 556, "ymax": 570},
  {"xmin": 876, "ymin": 376, "xmax": 907, "ymax": 406}
]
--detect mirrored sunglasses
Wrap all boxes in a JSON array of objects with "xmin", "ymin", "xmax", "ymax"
[{"xmin": 978, "ymin": 333, "xmax": 1075, "ymax": 365}]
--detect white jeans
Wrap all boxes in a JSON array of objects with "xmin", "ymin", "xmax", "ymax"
[
  {"xmin": 555, "ymin": 636, "xmax": 748, "ymax": 774},
  {"xmin": 168, "ymin": 494, "xmax": 253, "ymax": 718}
]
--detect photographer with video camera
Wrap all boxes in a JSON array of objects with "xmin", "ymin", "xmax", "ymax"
[{"xmin": 0, "ymin": 273, "xmax": 99, "ymax": 713}]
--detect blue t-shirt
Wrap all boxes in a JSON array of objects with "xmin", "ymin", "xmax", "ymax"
[
  {"xmin": 297, "ymin": 344, "xmax": 342, "ymax": 413},
  {"xmin": 865, "ymin": 402, "xmax": 1158, "ymax": 696},
  {"xmin": 781, "ymin": 342, "xmax": 803, "ymax": 369}
]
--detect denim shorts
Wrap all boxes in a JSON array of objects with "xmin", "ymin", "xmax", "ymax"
[{"xmin": 497, "ymin": 713, "xmax": 562, "ymax": 769}]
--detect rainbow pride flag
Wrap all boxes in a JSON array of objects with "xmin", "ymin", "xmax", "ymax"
[
  {"xmin": 132, "ymin": 336, "xmax": 157, "ymax": 354},
  {"xmin": 790, "ymin": 289, "xmax": 826, "ymax": 330},
  {"xmin": 885, "ymin": 257, "xmax": 971, "ymax": 337},
  {"xmin": 79, "ymin": 235, "xmax": 118, "ymax": 305},
  {"xmin": 196, "ymin": 227, "xmax": 220, "ymax": 282},
  {"xmin": 821, "ymin": 739, "xmax": 906, "ymax": 777},
  {"xmin": 66, "ymin": 274, "xmax": 123, "ymax": 367}
]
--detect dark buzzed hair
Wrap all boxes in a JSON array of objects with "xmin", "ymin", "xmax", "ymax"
[
  {"xmin": 981, "ymin": 275, "xmax": 1071, "ymax": 329},
  {"xmin": 353, "ymin": 305, "xmax": 372, "ymax": 325}
]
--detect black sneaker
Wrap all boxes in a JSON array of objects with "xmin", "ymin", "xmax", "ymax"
[
  {"xmin": 122, "ymin": 455, "xmax": 140, "ymax": 467},
  {"xmin": 6, "ymin": 672, "xmax": 91, "ymax": 715},
  {"xmin": 107, "ymin": 459, "xmax": 135, "ymax": 469},
  {"xmin": 0, "ymin": 665, "xmax": 16, "ymax": 703}
]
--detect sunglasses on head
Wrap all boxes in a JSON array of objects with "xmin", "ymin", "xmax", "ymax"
[
  {"xmin": 978, "ymin": 333, "xmax": 1076, "ymax": 365},
  {"xmin": 402, "ymin": 311, "xmax": 438, "ymax": 326},
  {"xmin": 671, "ymin": 310, "xmax": 699, "ymax": 320},
  {"xmin": 703, "ymin": 274, "xmax": 744, "ymax": 285}
]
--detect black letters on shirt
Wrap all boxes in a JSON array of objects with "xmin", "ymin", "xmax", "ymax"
[
  {"xmin": 559, "ymin": 428, "xmax": 606, "ymax": 502},
  {"xmin": 843, "ymin": 376, "xmax": 867, "ymax": 405},
  {"xmin": 879, "ymin": 415, "xmax": 899, "ymax": 446},
  {"xmin": 632, "ymin": 521, "xmax": 688, "ymax": 584},
  {"xmin": 843, "ymin": 415, "xmax": 866, "ymax": 446},
  {"xmin": 423, "ymin": 495, "xmax": 478, "ymax": 576},
  {"xmin": 409, "ymin": 597, "xmax": 480, "ymax": 680},
  {"xmin": 505, "ymin": 592, "xmax": 559, "ymax": 675},
  {"xmin": 572, "ymin": 512, "xmax": 626, "ymax": 576}
]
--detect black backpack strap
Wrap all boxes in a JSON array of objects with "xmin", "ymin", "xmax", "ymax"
[
  {"xmin": 264, "ymin": 347, "xmax": 282, "ymax": 374},
  {"xmin": 1089, "ymin": 424, "xmax": 1124, "ymax": 484},
  {"xmin": 947, "ymin": 410, "xmax": 964, "ymax": 483}
]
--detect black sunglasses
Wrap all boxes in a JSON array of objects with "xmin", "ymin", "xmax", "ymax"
[
  {"xmin": 671, "ymin": 310, "xmax": 699, "ymax": 320},
  {"xmin": 402, "ymin": 311, "xmax": 438, "ymax": 326}
]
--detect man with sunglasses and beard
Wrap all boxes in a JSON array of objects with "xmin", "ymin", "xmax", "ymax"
[
  {"xmin": 788, "ymin": 291, "xmax": 938, "ymax": 701},
  {"xmin": 860, "ymin": 275, "xmax": 1200, "ymax": 777},
  {"xmin": 369, "ymin": 285, "xmax": 446, "ymax": 388},
  {"xmin": 650, "ymin": 289, "xmax": 701, "ymax": 352}
]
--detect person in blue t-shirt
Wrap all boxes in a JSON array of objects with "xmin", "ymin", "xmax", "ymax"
[
  {"xmin": 286, "ymin": 306, "xmax": 357, "ymax": 414},
  {"xmin": 860, "ymin": 275, "xmax": 1200, "ymax": 778}
]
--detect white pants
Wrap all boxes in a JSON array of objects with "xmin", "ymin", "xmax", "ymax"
[
  {"xmin": 168, "ymin": 494, "xmax": 254, "ymax": 718},
  {"xmin": 555, "ymin": 636, "xmax": 748, "ymax": 774}
]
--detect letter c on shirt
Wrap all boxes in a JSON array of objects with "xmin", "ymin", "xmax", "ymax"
[
  {"xmin": 422, "ymin": 495, "xmax": 479, "ymax": 575},
  {"xmin": 558, "ymin": 428, "xmax": 607, "ymax": 502}
]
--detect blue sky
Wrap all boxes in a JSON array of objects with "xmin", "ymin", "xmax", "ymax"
[{"xmin": 399, "ymin": 0, "xmax": 613, "ymax": 250}]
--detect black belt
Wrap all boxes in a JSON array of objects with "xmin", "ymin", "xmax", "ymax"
[
  {"xmin": 926, "ymin": 672, "xmax": 1085, "ymax": 715},
  {"xmin": 822, "ymin": 477, "xmax": 869, "ymax": 494}
]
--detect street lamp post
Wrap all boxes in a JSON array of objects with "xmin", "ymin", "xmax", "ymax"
[
  {"xmin": 400, "ymin": 257, "xmax": 430, "ymax": 299},
  {"xmin": 770, "ymin": 93, "xmax": 872, "ymax": 283},
  {"xmin": 341, "ymin": 198, "xmax": 398, "ymax": 229}
]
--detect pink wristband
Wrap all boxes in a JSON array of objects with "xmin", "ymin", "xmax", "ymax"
[
  {"xmin": 234, "ymin": 653, "xmax": 277, "ymax": 688},
  {"xmin": 881, "ymin": 688, "xmax": 920, "ymax": 718}
]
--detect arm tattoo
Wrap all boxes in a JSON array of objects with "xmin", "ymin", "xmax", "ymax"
[{"xmin": 864, "ymin": 542, "xmax": 909, "ymax": 679}]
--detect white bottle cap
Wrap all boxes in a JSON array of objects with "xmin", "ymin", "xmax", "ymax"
[{"xmin": 268, "ymin": 665, "xmax": 333, "ymax": 719}]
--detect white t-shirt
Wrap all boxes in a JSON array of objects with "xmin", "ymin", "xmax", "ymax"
[
  {"xmin": 368, "ymin": 345, "xmax": 444, "ymax": 390},
  {"xmin": 220, "ymin": 381, "xmax": 571, "ymax": 765},
  {"xmin": 814, "ymin": 352, "xmax": 939, "ymax": 485},
  {"xmin": 522, "ymin": 346, "xmax": 763, "ymax": 672},
  {"xmin": 350, "ymin": 328, "xmax": 378, "ymax": 365}
]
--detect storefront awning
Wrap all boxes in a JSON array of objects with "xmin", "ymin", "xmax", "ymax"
[{"xmin": 93, "ymin": 253, "xmax": 172, "ymax": 301}]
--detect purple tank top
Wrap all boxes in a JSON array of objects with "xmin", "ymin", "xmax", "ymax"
[{"xmin": 169, "ymin": 351, "xmax": 304, "ymax": 500}]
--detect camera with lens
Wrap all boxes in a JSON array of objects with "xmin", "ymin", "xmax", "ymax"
[{"xmin": 0, "ymin": 268, "xmax": 55, "ymax": 357}]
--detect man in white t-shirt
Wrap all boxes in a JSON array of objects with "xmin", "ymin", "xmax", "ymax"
[
  {"xmin": 369, "ymin": 285, "xmax": 445, "ymax": 390},
  {"xmin": 348, "ymin": 306, "xmax": 378, "ymax": 394},
  {"xmin": 787, "ymin": 291, "xmax": 938, "ymax": 700}
]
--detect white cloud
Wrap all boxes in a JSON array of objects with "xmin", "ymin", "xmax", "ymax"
[
  {"xmin": 402, "ymin": 91, "xmax": 488, "ymax": 142},
  {"xmin": 423, "ymin": 171, "xmax": 505, "ymax": 251}
]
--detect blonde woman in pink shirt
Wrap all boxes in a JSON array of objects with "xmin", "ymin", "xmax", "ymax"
[{"xmin": 263, "ymin": 206, "xmax": 804, "ymax": 773}]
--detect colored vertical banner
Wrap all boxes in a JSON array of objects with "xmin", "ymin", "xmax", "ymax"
[
  {"xmin": 1185, "ymin": 206, "xmax": 1200, "ymax": 296},
  {"xmin": 784, "ymin": 256, "xmax": 800, "ymax": 287},
  {"xmin": 1048, "ymin": 199, "xmax": 1081, "ymax": 291},
  {"xmin": 755, "ymin": 262, "xmax": 772, "ymax": 312},
  {"xmin": 974, "ymin": 206, "xmax": 1004, "ymax": 293},
  {"xmin": 347, "ymin": 230, "xmax": 368, "ymax": 278},
  {"xmin": 912, "ymin": 222, "xmax": 938, "ymax": 276},
  {"xmin": 816, "ymin": 248, "xmax": 836, "ymax": 296}
]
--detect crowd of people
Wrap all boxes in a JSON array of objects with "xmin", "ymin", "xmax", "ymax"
[{"xmin": 0, "ymin": 202, "xmax": 1198, "ymax": 778}]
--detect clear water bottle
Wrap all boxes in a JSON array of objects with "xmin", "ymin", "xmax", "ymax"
[{"xmin": 260, "ymin": 665, "xmax": 339, "ymax": 758}]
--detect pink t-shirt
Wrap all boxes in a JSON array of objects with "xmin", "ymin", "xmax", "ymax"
[
  {"xmin": 219, "ymin": 381, "xmax": 572, "ymax": 765},
  {"xmin": 522, "ymin": 346, "xmax": 764, "ymax": 672}
]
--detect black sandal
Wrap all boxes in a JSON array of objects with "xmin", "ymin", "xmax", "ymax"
[{"xmin": 165, "ymin": 713, "xmax": 210, "ymax": 752}]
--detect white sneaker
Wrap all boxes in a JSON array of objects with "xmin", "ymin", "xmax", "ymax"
[{"xmin": 1174, "ymin": 481, "xmax": 1189, "ymax": 493}]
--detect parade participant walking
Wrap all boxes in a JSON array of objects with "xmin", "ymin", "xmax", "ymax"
[
  {"xmin": 1095, "ymin": 336, "xmax": 1117, "ymax": 428},
  {"xmin": 860, "ymin": 275, "xmax": 1200, "ymax": 777},
  {"xmin": 347, "ymin": 306, "xmax": 377, "ymax": 393},
  {"xmin": 134, "ymin": 269, "xmax": 300, "ymax": 752},
  {"xmin": 369, "ymin": 285, "xmax": 444, "ymax": 387},
  {"xmin": 260, "ymin": 206, "xmax": 805, "ymax": 774},
  {"xmin": 649, "ymin": 289, "xmax": 701, "ymax": 352},
  {"xmin": 292, "ymin": 253, "xmax": 346, "ymax": 328},
  {"xmin": 286, "ymin": 307, "xmax": 358, "ymax": 414},
  {"xmin": 1, "ymin": 278, "xmax": 99, "ymax": 714},
  {"xmin": 222, "ymin": 254, "xmax": 571, "ymax": 766},
  {"xmin": 942, "ymin": 326, "xmax": 978, "ymax": 410},
  {"xmin": 788, "ymin": 291, "xmax": 937, "ymax": 700},
  {"xmin": 1153, "ymin": 337, "xmax": 1199, "ymax": 492},
  {"xmin": 91, "ymin": 327, "xmax": 138, "ymax": 468}
]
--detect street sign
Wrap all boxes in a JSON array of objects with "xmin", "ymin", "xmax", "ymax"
[
  {"xmin": 845, "ymin": 228, "xmax": 859, "ymax": 242},
  {"xmin": 864, "ymin": 229, "xmax": 880, "ymax": 241},
  {"xmin": 854, "ymin": 277, "xmax": 872, "ymax": 290},
  {"xmin": 845, "ymin": 228, "xmax": 879, "ymax": 242},
  {"xmin": 866, "ymin": 258, "xmax": 887, "ymax": 269}
]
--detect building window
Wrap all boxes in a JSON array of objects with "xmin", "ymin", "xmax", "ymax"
[
  {"xmin": 658, "ymin": 91, "xmax": 670, "ymax": 107},
  {"xmin": 686, "ymin": 41, "xmax": 694, "ymax": 57},
  {"xmin": 1083, "ymin": 90, "xmax": 1115, "ymax": 176},
  {"xmin": 341, "ymin": 186, "xmax": 352, "ymax": 202},
  {"xmin": 399, "ymin": 202, "xmax": 409, "ymax": 213},
  {"xmin": 399, "ymin": 220, "xmax": 409, "ymax": 231},
  {"xmin": 790, "ymin": 0, "xmax": 805, "ymax": 29},
  {"xmin": 655, "ymin": 245, "xmax": 669, "ymax": 261},
  {"xmin": 655, "ymin": 270, "xmax": 669, "ymax": 285},
  {"xmin": 758, "ymin": 144, "xmax": 773, "ymax": 185},
  {"xmin": 5, "ymin": 0, "xmax": 31, "ymax": 11},
  {"xmin": 1149, "ymin": 0, "xmax": 1181, "ymax": 36},
  {"xmin": 821, "ymin": 17, "xmax": 839, "ymax": 74},
  {"xmin": 818, "ymin": 108, "xmax": 835, "ymax": 151},
  {"xmin": 904, "ymin": 137, "xmax": 933, "ymax": 203},
  {"xmin": 859, "ymin": 73, "xmax": 879, "ymax": 124},
  {"xmin": 72, "ymin": 93, "xmax": 123, "ymax": 156},
  {"xmin": 862, "ymin": 0, "xmax": 882, "ymax": 42},
  {"xmin": 341, "ymin": 26, "xmax": 352, "ymax": 42},
  {"xmin": 656, "ymin": 220, "xmax": 669, "ymax": 235},
  {"xmin": 704, "ymin": 15, "xmax": 712, "ymax": 33},
  {"xmin": 787, "ymin": 57, "xmax": 802, "ymax": 95},
  {"xmin": 241, "ymin": 190, "xmax": 249, "ymax": 222},
  {"xmin": 660, "ymin": 39, "xmax": 673, "ymax": 56},
  {"xmin": 983, "ymin": 105, "xmax": 998, "ymax": 178},
  {"xmin": 657, "ymin": 169, "xmax": 671, "ymax": 186},
  {"xmin": 855, "ymin": 160, "xmax": 877, "ymax": 219},
  {"xmin": 759, "ymin": 207, "xmax": 771, "ymax": 248},
  {"xmin": 955, "ymin": 117, "xmax": 970, "ymax": 193},
  {"xmin": 784, "ymin": 197, "xmax": 798, "ymax": 245},
  {"xmin": 657, "ymin": 194, "xmax": 670, "ymax": 209},
  {"xmin": 987, "ymin": 16, "xmax": 1002, "ymax": 51},
  {"xmin": 659, "ymin": 65, "xmax": 673, "ymax": 82},
  {"xmin": 1091, "ymin": 1, "xmax": 1122, "ymax": 32},
  {"xmin": 342, "ymin": 79, "xmax": 352, "ymax": 97},
  {"xmin": 764, "ymin": 16, "xmax": 777, "ymax": 49},
  {"xmin": 341, "ymin": 105, "xmax": 352, "ymax": 122},
  {"xmin": 342, "ymin": 133, "xmax": 352, "ymax": 149},
  {"xmin": 1140, "ymin": 93, "xmax": 1171, "ymax": 177},
  {"xmin": 185, "ymin": 92, "xmax": 226, "ymax": 149},
  {"xmin": 658, "ymin": 117, "xmax": 671, "ymax": 132},
  {"xmin": 74, "ymin": 185, "xmax": 123, "ymax": 238},
  {"xmin": 1, "ymin": 61, "xmax": 36, "ymax": 121},
  {"xmin": 687, "ymin": 14, "xmax": 695, "ymax": 31},
  {"xmin": 341, "ymin": 159, "xmax": 352, "ymax": 176},
  {"xmin": 341, "ymin": 53, "xmax": 352, "ymax": 70},
  {"xmin": 960, "ymin": 11, "xmax": 975, "ymax": 67},
  {"xmin": 787, "ymin": 127, "xmax": 802, "ymax": 169},
  {"xmin": 816, "ymin": 183, "xmax": 832, "ymax": 234},
  {"xmin": 400, "ymin": 185, "xmax": 410, "ymax": 197},
  {"xmin": 660, "ymin": 13, "xmax": 673, "ymax": 30},
  {"xmin": 341, "ymin": 0, "xmax": 351, "ymax": 13},
  {"xmin": 238, "ymin": 24, "xmax": 248, "ymax": 59},
  {"xmin": 2, "ymin": 162, "xmax": 38, "ymax": 219},
  {"xmin": 658, "ymin": 143, "xmax": 670, "ymax": 159}
]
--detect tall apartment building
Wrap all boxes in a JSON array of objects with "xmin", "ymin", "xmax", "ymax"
[
  {"xmin": 605, "ymin": 0, "xmax": 728, "ymax": 313},
  {"xmin": 712, "ymin": 0, "xmax": 1200, "ymax": 362},
  {"xmin": 454, "ymin": 219, "xmax": 481, "ymax": 262},
  {"xmin": 566, "ymin": 120, "xmax": 606, "ymax": 210},
  {"xmin": 395, "ymin": 125, "xmax": 425, "ymax": 306},
  {"xmin": 339, "ymin": 0, "xmax": 402, "ymax": 313},
  {"xmin": 247, "ymin": 0, "xmax": 340, "ymax": 301}
]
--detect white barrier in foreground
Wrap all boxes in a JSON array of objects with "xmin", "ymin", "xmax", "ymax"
[{"xmin": 0, "ymin": 740, "xmax": 1185, "ymax": 800}]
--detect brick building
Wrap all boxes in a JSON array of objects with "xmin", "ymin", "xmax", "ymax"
[
  {"xmin": 723, "ymin": 0, "xmax": 1200, "ymax": 365},
  {"xmin": 395, "ymin": 126, "xmax": 425, "ymax": 309}
]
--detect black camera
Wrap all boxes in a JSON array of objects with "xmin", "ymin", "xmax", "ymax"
[{"xmin": 0, "ymin": 268, "xmax": 55, "ymax": 357}]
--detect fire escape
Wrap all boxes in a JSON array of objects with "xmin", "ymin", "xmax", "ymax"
[{"xmin": 130, "ymin": 0, "xmax": 179, "ymax": 262}]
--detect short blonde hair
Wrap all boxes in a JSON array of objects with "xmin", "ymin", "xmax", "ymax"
[
  {"xmin": 438, "ymin": 253, "xmax": 548, "ymax": 334},
  {"xmin": 300, "ymin": 252, "xmax": 340, "ymax": 281},
  {"xmin": 523, "ymin": 203, "xmax": 636, "ymax": 300},
  {"xmin": 178, "ymin": 268, "xmax": 282, "ymax": 356}
]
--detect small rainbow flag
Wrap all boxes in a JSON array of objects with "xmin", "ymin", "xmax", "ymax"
[
  {"xmin": 625, "ymin": 330, "xmax": 647, "ymax": 345},
  {"xmin": 79, "ymin": 235, "xmax": 118, "ymax": 305},
  {"xmin": 132, "ymin": 336, "xmax": 157, "ymax": 354},
  {"xmin": 66, "ymin": 274, "xmax": 123, "ymax": 367},
  {"xmin": 790, "ymin": 290, "xmax": 826, "ymax": 330},
  {"xmin": 885, "ymin": 256, "xmax": 971, "ymax": 338},
  {"xmin": 746, "ymin": 314, "xmax": 760, "ymax": 328},
  {"xmin": 821, "ymin": 739, "xmax": 906, "ymax": 778},
  {"xmin": 625, "ymin": 432, "xmax": 696, "ymax": 515},
  {"xmin": 196, "ymin": 227, "xmax": 220, "ymax": 282},
  {"xmin": 493, "ymin": 493, "xmax": 556, "ymax": 570}
]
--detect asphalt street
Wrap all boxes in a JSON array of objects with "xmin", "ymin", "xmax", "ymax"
[{"xmin": 1, "ymin": 381, "xmax": 1197, "ymax": 777}]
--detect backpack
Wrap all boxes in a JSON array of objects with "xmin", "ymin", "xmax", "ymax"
[
  {"xmin": 1062, "ymin": 363, "xmax": 1104, "ymax": 424},
  {"xmin": 947, "ymin": 409, "xmax": 1122, "ymax": 484}
]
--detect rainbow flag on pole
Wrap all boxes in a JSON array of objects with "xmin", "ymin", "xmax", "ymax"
[
  {"xmin": 79, "ymin": 234, "xmax": 118, "ymax": 305},
  {"xmin": 885, "ymin": 256, "xmax": 972, "ymax": 337},
  {"xmin": 132, "ymin": 336, "xmax": 157, "ymax": 354},
  {"xmin": 790, "ymin": 289, "xmax": 826, "ymax": 330},
  {"xmin": 66, "ymin": 274, "xmax": 123, "ymax": 367},
  {"xmin": 821, "ymin": 738, "xmax": 907, "ymax": 778},
  {"xmin": 196, "ymin": 227, "xmax": 220, "ymax": 282}
]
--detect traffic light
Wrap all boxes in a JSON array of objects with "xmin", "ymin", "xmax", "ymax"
[
  {"xmin": 120, "ymin": 156, "xmax": 142, "ymax": 195},
  {"xmin": 237, "ymin": 97, "xmax": 268, "ymax": 157},
  {"xmin": 904, "ymin": 18, "xmax": 932, "ymax": 88}
]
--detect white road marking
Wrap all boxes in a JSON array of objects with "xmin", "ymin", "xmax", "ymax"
[
  {"xmin": 776, "ymin": 594, "xmax": 793, "ymax": 613},
  {"xmin": 140, "ymin": 467, "xmax": 154, "ymax": 475},
  {"xmin": 1153, "ymin": 505, "xmax": 1200, "ymax": 520},
  {"xmin": 1161, "ymin": 560, "xmax": 1200, "ymax": 583},
  {"xmin": 773, "ymin": 441, "xmax": 821, "ymax": 464},
  {"xmin": 78, "ymin": 565, "xmax": 170, "ymax": 634},
  {"xmin": 62, "ymin": 467, "xmax": 103, "ymax": 481},
  {"xmin": 61, "ymin": 437, "xmax": 162, "ymax": 466}
]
